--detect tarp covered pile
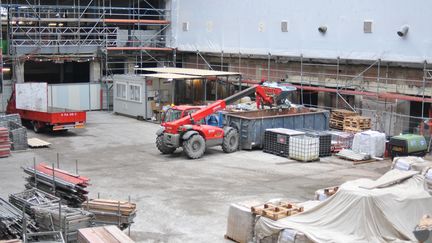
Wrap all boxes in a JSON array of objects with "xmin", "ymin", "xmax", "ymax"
[{"xmin": 254, "ymin": 170, "xmax": 432, "ymax": 243}]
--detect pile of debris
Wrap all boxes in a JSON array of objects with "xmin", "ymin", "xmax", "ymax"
[
  {"xmin": 82, "ymin": 199, "xmax": 137, "ymax": 230},
  {"xmin": 23, "ymin": 163, "xmax": 90, "ymax": 207},
  {"xmin": 0, "ymin": 197, "xmax": 37, "ymax": 240},
  {"xmin": 33, "ymin": 204, "xmax": 94, "ymax": 242},
  {"xmin": 9, "ymin": 188, "xmax": 60, "ymax": 216}
]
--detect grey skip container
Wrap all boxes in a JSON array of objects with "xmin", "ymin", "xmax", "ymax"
[{"xmin": 224, "ymin": 107, "xmax": 330, "ymax": 150}]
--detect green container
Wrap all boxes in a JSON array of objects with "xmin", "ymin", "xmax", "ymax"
[
  {"xmin": 1, "ymin": 40, "xmax": 7, "ymax": 55},
  {"xmin": 389, "ymin": 134, "xmax": 427, "ymax": 158}
]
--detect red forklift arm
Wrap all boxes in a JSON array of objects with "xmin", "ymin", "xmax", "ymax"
[{"xmin": 163, "ymin": 85, "xmax": 285, "ymax": 134}]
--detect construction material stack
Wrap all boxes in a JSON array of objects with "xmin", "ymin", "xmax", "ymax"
[
  {"xmin": 351, "ymin": 131, "xmax": 386, "ymax": 158},
  {"xmin": 327, "ymin": 131, "xmax": 354, "ymax": 153},
  {"xmin": 82, "ymin": 199, "xmax": 136, "ymax": 230},
  {"xmin": 263, "ymin": 128, "xmax": 305, "ymax": 157},
  {"xmin": 301, "ymin": 130, "xmax": 332, "ymax": 157},
  {"xmin": 289, "ymin": 135, "xmax": 320, "ymax": 162},
  {"xmin": 8, "ymin": 188, "xmax": 60, "ymax": 216},
  {"xmin": 33, "ymin": 204, "xmax": 94, "ymax": 242},
  {"xmin": 23, "ymin": 163, "xmax": 90, "ymax": 207},
  {"xmin": 0, "ymin": 198, "xmax": 38, "ymax": 240},
  {"xmin": 0, "ymin": 127, "xmax": 11, "ymax": 158},
  {"xmin": 343, "ymin": 116, "xmax": 372, "ymax": 132},
  {"xmin": 8, "ymin": 121, "xmax": 28, "ymax": 151},
  {"xmin": 78, "ymin": 225, "xmax": 135, "ymax": 243},
  {"xmin": 251, "ymin": 201, "xmax": 304, "ymax": 221},
  {"xmin": 0, "ymin": 114, "xmax": 27, "ymax": 151},
  {"xmin": 330, "ymin": 109, "xmax": 357, "ymax": 130}
]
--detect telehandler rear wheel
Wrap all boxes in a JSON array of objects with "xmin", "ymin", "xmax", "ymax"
[{"xmin": 222, "ymin": 128, "xmax": 239, "ymax": 153}]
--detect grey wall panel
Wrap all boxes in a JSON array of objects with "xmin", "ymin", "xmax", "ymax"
[{"xmin": 170, "ymin": 0, "xmax": 432, "ymax": 63}]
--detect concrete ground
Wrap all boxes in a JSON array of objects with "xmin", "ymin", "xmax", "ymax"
[{"xmin": 0, "ymin": 111, "xmax": 391, "ymax": 242}]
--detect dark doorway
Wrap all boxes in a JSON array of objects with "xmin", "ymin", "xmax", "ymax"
[
  {"xmin": 24, "ymin": 61, "xmax": 89, "ymax": 83},
  {"xmin": 409, "ymin": 100, "xmax": 431, "ymax": 133}
]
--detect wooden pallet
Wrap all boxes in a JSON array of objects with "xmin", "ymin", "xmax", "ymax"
[
  {"xmin": 330, "ymin": 109, "xmax": 358, "ymax": 130},
  {"xmin": 352, "ymin": 159, "xmax": 377, "ymax": 165},
  {"xmin": 251, "ymin": 202, "xmax": 304, "ymax": 220},
  {"xmin": 343, "ymin": 116, "xmax": 371, "ymax": 132},
  {"xmin": 27, "ymin": 138, "xmax": 51, "ymax": 148}
]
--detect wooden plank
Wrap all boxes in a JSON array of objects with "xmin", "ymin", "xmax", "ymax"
[
  {"xmin": 27, "ymin": 138, "xmax": 51, "ymax": 148},
  {"xmin": 104, "ymin": 225, "xmax": 135, "ymax": 243},
  {"xmin": 78, "ymin": 226, "xmax": 134, "ymax": 243},
  {"xmin": 352, "ymin": 159, "xmax": 377, "ymax": 165}
]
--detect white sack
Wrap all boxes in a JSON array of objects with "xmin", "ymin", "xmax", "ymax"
[{"xmin": 351, "ymin": 130, "xmax": 386, "ymax": 157}]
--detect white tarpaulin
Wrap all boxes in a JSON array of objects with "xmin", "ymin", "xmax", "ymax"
[
  {"xmin": 392, "ymin": 157, "xmax": 432, "ymax": 172},
  {"xmin": 255, "ymin": 170, "xmax": 432, "ymax": 243},
  {"xmin": 15, "ymin": 83, "xmax": 48, "ymax": 112},
  {"xmin": 352, "ymin": 131, "xmax": 386, "ymax": 158}
]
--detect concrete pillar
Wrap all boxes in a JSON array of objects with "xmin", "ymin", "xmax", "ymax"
[
  {"xmin": 317, "ymin": 92, "xmax": 326, "ymax": 108},
  {"xmin": 394, "ymin": 100, "xmax": 411, "ymax": 135},
  {"xmin": 354, "ymin": 95, "xmax": 362, "ymax": 111},
  {"xmin": 13, "ymin": 61, "xmax": 25, "ymax": 83},
  {"xmin": 89, "ymin": 60, "xmax": 101, "ymax": 82}
]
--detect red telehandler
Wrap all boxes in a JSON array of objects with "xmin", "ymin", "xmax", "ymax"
[{"xmin": 155, "ymin": 84, "xmax": 292, "ymax": 159}]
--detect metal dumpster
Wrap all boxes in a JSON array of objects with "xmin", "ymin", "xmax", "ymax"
[{"xmin": 224, "ymin": 107, "xmax": 330, "ymax": 150}]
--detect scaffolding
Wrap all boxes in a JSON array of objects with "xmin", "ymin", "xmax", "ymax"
[
  {"xmin": 1, "ymin": 0, "xmax": 174, "ymax": 109},
  {"xmin": 179, "ymin": 50, "xmax": 432, "ymax": 135}
]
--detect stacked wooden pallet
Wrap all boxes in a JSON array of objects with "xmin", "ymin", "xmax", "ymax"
[
  {"xmin": 251, "ymin": 202, "xmax": 304, "ymax": 220},
  {"xmin": 343, "ymin": 116, "xmax": 372, "ymax": 132},
  {"xmin": 82, "ymin": 199, "xmax": 137, "ymax": 230},
  {"xmin": 330, "ymin": 109, "xmax": 358, "ymax": 130}
]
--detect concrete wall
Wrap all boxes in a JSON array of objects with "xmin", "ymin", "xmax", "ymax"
[{"xmin": 170, "ymin": 0, "xmax": 432, "ymax": 63}]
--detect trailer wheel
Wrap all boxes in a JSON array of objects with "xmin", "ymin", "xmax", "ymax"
[
  {"xmin": 183, "ymin": 134, "xmax": 206, "ymax": 159},
  {"xmin": 156, "ymin": 135, "xmax": 176, "ymax": 154},
  {"xmin": 222, "ymin": 128, "xmax": 239, "ymax": 153},
  {"xmin": 32, "ymin": 121, "xmax": 43, "ymax": 133}
]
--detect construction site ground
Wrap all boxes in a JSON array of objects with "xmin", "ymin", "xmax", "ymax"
[{"xmin": 0, "ymin": 111, "xmax": 392, "ymax": 243}]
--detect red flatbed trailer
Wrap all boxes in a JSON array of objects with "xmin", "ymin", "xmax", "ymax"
[{"xmin": 6, "ymin": 90, "xmax": 86, "ymax": 132}]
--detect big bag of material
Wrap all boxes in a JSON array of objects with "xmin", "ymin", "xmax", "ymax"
[{"xmin": 352, "ymin": 130, "xmax": 386, "ymax": 157}]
